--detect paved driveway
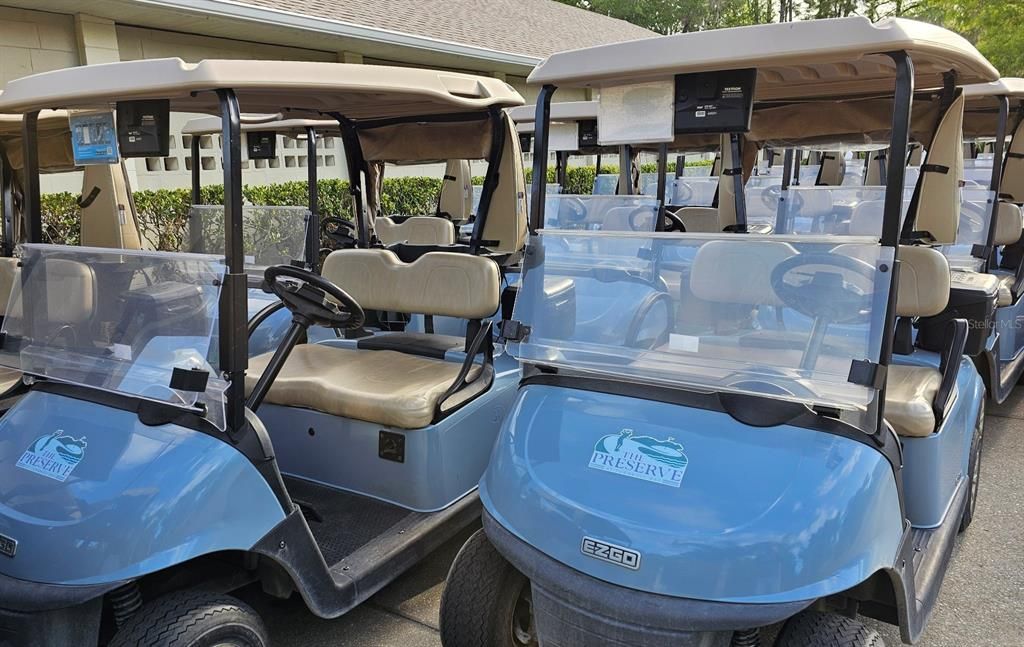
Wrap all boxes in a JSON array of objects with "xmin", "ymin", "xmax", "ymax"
[{"xmin": 245, "ymin": 391, "xmax": 1024, "ymax": 646}]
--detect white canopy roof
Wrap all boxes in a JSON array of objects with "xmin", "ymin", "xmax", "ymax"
[
  {"xmin": 528, "ymin": 17, "xmax": 998, "ymax": 100},
  {"xmin": 0, "ymin": 58, "xmax": 524, "ymax": 118},
  {"xmin": 181, "ymin": 115, "xmax": 339, "ymax": 136}
]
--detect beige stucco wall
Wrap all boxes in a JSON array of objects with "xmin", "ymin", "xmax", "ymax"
[{"xmin": 0, "ymin": 7, "xmax": 77, "ymax": 86}]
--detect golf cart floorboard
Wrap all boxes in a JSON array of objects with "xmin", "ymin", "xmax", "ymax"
[{"xmin": 284, "ymin": 476, "xmax": 410, "ymax": 564}]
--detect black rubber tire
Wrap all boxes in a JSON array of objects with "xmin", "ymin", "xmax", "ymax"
[
  {"xmin": 774, "ymin": 610, "xmax": 885, "ymax": 647},
  {"xmin": 108, "ymin": 591, "xmax": 269, "ymax": 647},
  {"xmin": 439, "ymin": 529, "xmax": 537, "ymax": 647},
  {"xmin": 960, "ymin": 399, "xmax": 985, "ymax": 532}
]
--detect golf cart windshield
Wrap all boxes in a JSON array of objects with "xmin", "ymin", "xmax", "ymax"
[
  {"xmin": 511, "ymin": 231, "xmax": 894, "ymax": 427},
  {"xmin": 544, "ymin": 195, "xmax": 660, "ymax": 231},
  {"xmin": 940, "ymin": 187, "xmax": 995, "ymax": 270},
  {"xmin": 183, "ymin": 205, "xmax": 310, "ymax": 270},
  {"xmin": 0, "ymin": 245, "xmax": 229, "ymax": 429}
]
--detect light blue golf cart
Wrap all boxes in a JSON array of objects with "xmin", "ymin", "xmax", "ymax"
[
  {"xmin": 440, "ymin": 17, "xmax": 997, "ymax": 647},
  {"xmin": 0, "ymin": 57, "xmax": 527, "ymax": 646}
]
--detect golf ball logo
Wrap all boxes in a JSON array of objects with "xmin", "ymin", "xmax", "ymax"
[
  {"xmin": 588, "ymin": 428, "xmax": 688, "ymax": 488},
  {"xmin": 15, "ymin": 430, "xmax": 88, "ymax": 482}
]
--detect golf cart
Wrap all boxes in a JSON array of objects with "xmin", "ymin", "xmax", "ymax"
[
  {"xmin": 940, "ymin": 78, "xmax": 1024, "ymax": 403},
  {"xmin": 0, "ymin": 57, "xmax": 523, "ymax": 646},
  {"xmin": 440, "ymin": 16, "xmax": 995, "ymax": 647}
]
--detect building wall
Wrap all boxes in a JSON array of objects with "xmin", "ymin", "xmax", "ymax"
[
  {"xmin": 0, "ymin": 7, "xmax": 78, "ymax": 85},
  {"xmin": 4, "ymin": 7, "xmax": 590, "ymax": 197}
]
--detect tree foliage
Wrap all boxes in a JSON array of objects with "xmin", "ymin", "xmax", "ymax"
[{"xmin": 557, "ymin": 0, "xmax": 1023, "ymax": 75}]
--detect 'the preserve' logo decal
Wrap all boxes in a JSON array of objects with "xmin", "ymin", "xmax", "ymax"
[
  {"xmin": 589, "ymin": 429, "xmax": 688, "ymax": 488},
  {"xmin": 16, "ymin": 431, "xmax": 87, "ymax": 482}
]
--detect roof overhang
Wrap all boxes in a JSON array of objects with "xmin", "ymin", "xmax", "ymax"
[
  {"xmin": 0, "ymin": 58, "xmax": 525, "ymax": 118},
  {"xmin": 182, "ymin": 114, "xmax": 340, "ymax": 136},
  {"xmin": 528, "ymin": 17, "xmax": 999, "ymax": 101}
]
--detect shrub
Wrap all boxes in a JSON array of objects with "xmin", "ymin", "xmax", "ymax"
[{"xmin": 38, "ymin": 161, "xmax": 717, "ymax": 247}]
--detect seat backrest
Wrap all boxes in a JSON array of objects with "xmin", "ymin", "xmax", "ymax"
[
  {"xmin": 1001, "ymin": 117, "xmax": 1024, "ymax": 202},
  {"xmin": 907, "ymin": 93, "xmax": 964, "ymax": 245},
  {"xmin": 479, "ymin": 117, "xmax": 527, "ymax": 253},
  {"xmin": 690, "ymin": 239, "xmax": 797, "ymax": 305},
  {"xmin": 375, "ymin": 216, "xmax": 455, "ymax": 246},
  {"xmin": 864, "ymin": 150, "xmax": 885, "ymax": 186},
  {"xmin": 818, "ymin": 153, "xmax": 845, "ymax": 186},
  {"xmin": 438, "ymin": 159, "xmax": 472, "ymax": 222},
  {"xmin": 9, "ymin": 258, "xmax": 96, "ymax": 324},
  {"xmin": 321, "ymin": 249, "xmax": 499, "ymax": 319},
  {"xmin": 675, "ymin": 207, "xmax": 720, "ymax": 233},
  {"xmin": 717, "ymin": 134, "xmax": 740, "ymax": 230},
  {"xmin": 80, "ymin": 164, "xmax": 143, "ymax": 250},
  {"xmin": 993, "ymin": 202, "xmax": 1024, "ymax": 246},
  {"xmin": 896, "ymin": 245, "xmax": 950, "ymax": 317},
  {"xmin": 0, "ymin": 257, "xmax": 19, "ymax": 317}
]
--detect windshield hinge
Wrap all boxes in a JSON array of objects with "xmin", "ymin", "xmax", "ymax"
[
  {"xmin": 497, "ymin": 319, "xmax": 530, "ymax": 343},
  {"xmin": 848, "ymin": 360, "xmax": 886, "ymax": 390}
]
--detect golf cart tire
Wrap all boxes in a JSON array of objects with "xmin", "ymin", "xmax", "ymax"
[
  {"xmin": 440, "ymin": 528, "xmax": 534, "ymax": 647},
  {"xmin": 108, "ymin": 591, "xmax": 269, "ymax": 647},
  {"xmin": 960, "ymin": 401, "xmax": 985, "ymax": 533},
  {"xmin": 775, "ymin": 610, "xmax": 884, "ymax": 647}
]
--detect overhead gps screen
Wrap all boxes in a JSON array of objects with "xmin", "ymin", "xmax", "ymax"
[
  {"xmin": 674, "ymin": 69, "xmax": 756, "ymax": 134},
  {"xmin": 246, "ymin": 131, "xmax": 277, "ymax": 159},
  {"xmin": 578, "ymin": 119, "xmax": 599, "ymax": 149},
  {"xmin": 116, "ymin": 99, "xmax": 170, "ymax": 157},
  {"xmin": 519, "ymin": 133, "xmax": 532, "ymax": 153}
]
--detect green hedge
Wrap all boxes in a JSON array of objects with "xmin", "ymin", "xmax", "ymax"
[{"xmin": 39, "ymin": 162, "xmax": 712, "ymax": 247}]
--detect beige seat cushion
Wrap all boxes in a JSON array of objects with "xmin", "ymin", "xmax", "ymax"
[
  {"xmin": 885, "ymin": 365, "xmax": 941, "ymax": 438},
  {"xmin": 246, "ymin": 344, "xmax": 480, "ymax": 429},
  {"xmin": 992, "ymin": 270, "xmax": 1016, "ymax": 306},
  {"xmin": 375, "ymin": 216, "xmax": 455, "ymax": 246},
  {"xmin": 0, "ymin": 367, "xmax": 21, "ymax": 395}
]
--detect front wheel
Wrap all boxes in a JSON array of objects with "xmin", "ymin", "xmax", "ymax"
[
  {"xmin": 109, "ymin": 591, "xmax": 269, "ymax": 647},
  {"xmin": 775, "ymin": 610, "xmax": 884, "ymax": 647},
  {"xmin": 439, "ymin": 529, "xmax": 537, "ymax": 647}
]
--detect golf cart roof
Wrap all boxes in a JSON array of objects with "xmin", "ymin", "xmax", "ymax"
[
  {"xmin": 528, "ymin": 17, "xmax": 998, "ymax": 100},
  {"xmin": 0, "ymin": 58, "xmax": 524, "ymax": 118},
  {"xmin": 510, "ymin": 100, "xmax": 597, "ymax": 133},
  {"xmin": 961, "ymin": 78, "xmax": 1024, "ymax": 137},
  {"xmin": 181, "ymin": 115, "xmax": 339, "ymax": 137}
]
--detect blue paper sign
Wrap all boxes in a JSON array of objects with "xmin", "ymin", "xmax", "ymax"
[{"xmin": 70, "ymin": 112, "xmax": 119, "ymax": 165}]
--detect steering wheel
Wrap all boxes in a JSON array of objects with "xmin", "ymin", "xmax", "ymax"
[
  {"xmin": 321, "ymin": 217, "xmax": 357, "ymax": 250},
  {"xmin": 555, "ymin": 197, "xmax": 587, "ymax": 228},
  {"xmin": 662, "ymin": 210, "xmax": 686, "ymax": 232},
  {"xmin": 264, "ymin": 265, "xmax": 365, "ymax": 330},
  {"xmin": 672, "ymin": 181, "xmax": 694, "ymax": 205},
  {"xmin": 769, "ymin": 252, "xmax": 877, "ymax": 324}
]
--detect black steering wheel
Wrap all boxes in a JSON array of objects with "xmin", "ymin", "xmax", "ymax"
[
  {"xmin": 321, "ymin": 217, "xmax": 357, "ymax": 249},
  {"xmin": 662, "ymin": 210, "xmax": 686, "ymax": 232},
  {"xmin": 555, "ymin": 197, "xmax": 587, "ymax": 228},
  {"xmin": 264, "ymin": 265, "xmax": 365, "ymax": 330},
  {"xmin": 770, "ymin": 252, "xmax": 877, "ymax": 324}
]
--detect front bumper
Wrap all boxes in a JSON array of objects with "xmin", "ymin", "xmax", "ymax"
[
  {"xmin": 0, "ymin": 570, "xmax": 113, "ymax": 646},
  {"xmin": 483, "ymin": 511, "xmax": 812, "ymax": 647}
]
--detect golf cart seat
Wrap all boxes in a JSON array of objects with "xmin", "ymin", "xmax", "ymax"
[
  {"xmin": 246, "ymin": 249, "xmax": 500, "ymax": 428},
  {"xmin": 989, "ymin": 202, "xmax": 1024, "ymax": 305},
  {"xmin": 375, "ymin": 216, "xmax": 455, "ymax": 246},
  {"xmin": 879, "ymin": 246, "xmax": 953, "ymax": 437}
]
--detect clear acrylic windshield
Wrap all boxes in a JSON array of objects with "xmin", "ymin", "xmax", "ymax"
[
  {"xmin": 745, "ymin": 186, "xmax": 914, "ymax": 237},
  {"xmin": 640, "ymin": 173, "xmax": 673, "ymax": 197},
  {"xmin": 0, "ymin": 245, "xmax": 230, "ymax": 429},
  {"xmin": 544, "ymin": 195, "xmax": 660, "ymax": 232},
  {"xmin": 512, "ymin": 232, "xmax": 894, "ymax": 427},
  {"xmin": 185, "ymin": 205, "xmax": 309, "ymax": 270},
  {"xmin": 593, "ymin": 174, "xmax": 619, "ymax": 195},
  {"xmin": 962, "ymin": 163, "xmax": 993, "ymax": 187},
  {"xmin": 671, "ymin": 177, "xmax": 718, "ymax": 206},
  {"xmin": 940, "ymin": 188, "xmax": 995, "ymax": 271}
]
